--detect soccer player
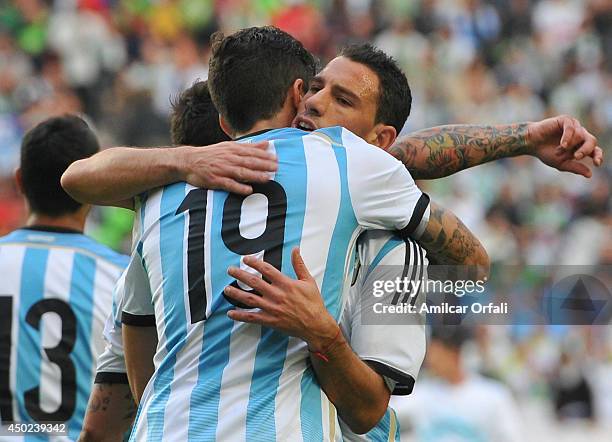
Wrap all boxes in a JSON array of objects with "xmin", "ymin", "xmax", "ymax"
[
  {"xmin": 391, "ymin": 326, "xmax": 523, "ymax": 442},
  {"xmin": 117, "ymin": 27, "xmax": 483, "ymax": 441},
  {"xmin": 0, "ymin": 116, "xmax": 129, "ymax": 440},
  {"xmin": 61, "ymin": 33, "xmax": 596, "ymax": 438},
  {"xmin": 79, "ymin": 80, "xmax": 232, "ymax": 441},
  {"xmin": 80, "ymin": 79, "xmax": 429, "ymax": 440}
]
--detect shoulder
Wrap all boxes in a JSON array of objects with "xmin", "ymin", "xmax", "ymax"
[
  {"xmin": 78, "ymin": 236, "xmax": 130, "ymax": 269},
  {"xmin": 466, "ymin": 375, "xmax": 515, "ymax": 402}
]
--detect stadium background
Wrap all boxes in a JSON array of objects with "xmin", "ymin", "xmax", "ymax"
[{"xmin": 0, "ymin": 0, "xmax": 610, "ymax": 440}]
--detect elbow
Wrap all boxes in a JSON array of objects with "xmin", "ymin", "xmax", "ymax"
[
  {"xmin": 78, "ymin": 427, "xmax": 121, "ymax": 442},
  {"xmin": 343, "ymin": 396, "xmax": 389, "ymax": 435},
  {"xmin": 473, "ymin": 245, "xmax": 490, "ymax": 282},
  {"xmin": 477, "ymin": 245, "xmax": 490, "ymax": 281},
  {"xmin": 61, "ymin": 161, "xmax": 86, "ymax": 201}
]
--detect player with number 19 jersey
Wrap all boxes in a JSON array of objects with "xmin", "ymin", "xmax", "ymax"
[
  {"xmin": 122, "ymin": 126, "xmax": 431, "ymax": 441},
  {"xmin": 0, "ymin": 226, "xmax": 128, "ymax": 441}
]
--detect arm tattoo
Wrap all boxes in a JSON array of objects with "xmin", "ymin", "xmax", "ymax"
[
  {"xmin": 87, "ymin": 384, "xmax": 112, "ymax": 413},
  {"xmin": 389, "ymin": 123, "xmax": 530, "ymax": 179},
  {"xmin": 123, "ymin": 392, "xmax": 137, "ymax": 421},
  {"xmin": 418, "ymin": 203, "xmax": 481, "ymax": 266}
]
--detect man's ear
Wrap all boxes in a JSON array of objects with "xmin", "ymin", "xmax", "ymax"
[
  {"xmin": 14, "ymin": 168, "xmax": 23, "ymax": 195},
  {"xmin": 219, "ymin": 115, "xmax": 234, "ymax": 138},
  {"xmin": 373, "ymin": 124, "xmax": 397, "ymax": 150},
  {"xmin": 291, "ymin": 78, "xmax": 305, "ymax": 108}
]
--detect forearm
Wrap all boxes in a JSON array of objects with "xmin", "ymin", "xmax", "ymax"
[
  {"xmin": 79, "ymin": 383, "xmax": 136, "ymax": 442},
  {"xmin": 123, "ymin": 325, "xmax": 157, "ymax": 403},
  {"xmin": 309, "ymin": 326, "xmax": 390, "ymax": 434},
  {"xmin": 418, "ymin": 202, "xmax": 489, "ymax": 281},
  {"xmin": 389, "ymin": 123, "xmax": 530, "ymax": 179},
  {"xmin": 62, "ymin": 147, "xmax": 186, "ymax": 207}
]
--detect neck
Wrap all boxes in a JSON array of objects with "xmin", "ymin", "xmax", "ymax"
[
  {"xmin": 233, "ymin": 110, "xmax": 295, "ymax": 139},
  {"xmin": 446, "ymin": 369, "xmax": 465, "ymax": 385},
  {"xmin": 446, "ymin": 356, "xmax": 466, "ymax": 385},
  {"xmin": 27, "ymin": 211, "xmax": 87, "ymax": 233}
]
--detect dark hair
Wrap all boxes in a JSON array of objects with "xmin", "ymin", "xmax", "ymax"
[
  {"xmin": 339, "ymin": 44, "xmax": 412, "ymax": 134},
  {"xmin": 429, "ymin": 325, "xmax": 472, "ymax": 350},
  {"xmin": 170, "ymin": 80, "xmax": 230, "ymax": 146},
  {"xmin": 20, "ymin": 115, "xmax": 99, "ymax": 216},
  {"xmin": 208, "ymin": 26, "xmax": 317, "ymax": 133}
]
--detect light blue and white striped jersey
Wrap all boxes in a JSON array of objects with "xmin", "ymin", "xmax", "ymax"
[
  {"xmin": 0, "ymin": 227, "xmax": 128, "ymax": 441},
  {"xmin": 123, "ymin": 126, "xmax": 431, "ymax": 442},
  {"xmin": 339, "ymin": 230, "xmax": 428, "ymax": 441}
]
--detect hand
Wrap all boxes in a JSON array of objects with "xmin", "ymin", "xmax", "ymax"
[
  {"xmin": 224, "ymin": 248, "xmax": 339, "ymax": 350},
  {"xmin": 527, "ymin": 115, "xmax": 604, "ymax": 178},
  {"xmin": 177, "ymin": 141, "xmax": 277, "ymax": 195}
]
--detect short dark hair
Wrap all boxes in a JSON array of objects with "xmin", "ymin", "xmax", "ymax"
[
  {"xmin": 339, "ymin": 44, "xmax": 412, "ymax": 134},
  {"xmin": 430, "ymin": 325, "xmax": 472, "ymax": 350},
  {"xmin": 170, "ymin": 80, "xmax": 230, "ymax": 146},
  {"xmin": 208, "ymin": 26, "xmax": 317, "ymax": 133},
  {"xmin": 20, "ymin": 115, "xmax": 99, "ymax": 216}
]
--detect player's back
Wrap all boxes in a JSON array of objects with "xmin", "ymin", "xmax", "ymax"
[
  {"xmin": 0, "ymin": 227, "xmax": 128, "ymax": 441},
  {"xmin": 127, "ymin": 127, "xmax": 429, "ymax": 441}
]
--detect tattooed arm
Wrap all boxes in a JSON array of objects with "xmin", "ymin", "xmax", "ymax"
[
  {"xmin": 79, "ymin": 383, "xmax": 136, "ymax": 442},
  {"xmin": 389, "ymin": 116, "xmax": 603, "ymax": 179},
  {"xmin": 418, "ymin": 202, "xmax": 489, "ymax": 281}
]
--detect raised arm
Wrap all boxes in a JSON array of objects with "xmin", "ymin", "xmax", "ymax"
[
  {"xmin": 61, "ymin": 141, "xmax": 277, "ymax": 209},
  {"xmin": 389, "ymin": 116, "xmax": 603, "ymax": 179}
]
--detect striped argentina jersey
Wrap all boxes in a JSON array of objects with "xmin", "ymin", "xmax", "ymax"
[
  {"xmin": 339, "ymin": 230, "xmax": 428, "ymax": 442},
  {"xmin": 0, "ymin": 226, "xmax": 128, "ymax": 441},
  {"xmin": 123, "ymin": 126, "xmax": 431, "ymax": 441}
]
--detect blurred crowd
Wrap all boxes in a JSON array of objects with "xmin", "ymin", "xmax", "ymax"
[{"xmin": 0, "ymin": 0, "xmax": 610, "ymax": 439}]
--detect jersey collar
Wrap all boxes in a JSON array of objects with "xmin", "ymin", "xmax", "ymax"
[{"xmin": 21, "ymin": 225, "xmax": 83, "ymax": 234}]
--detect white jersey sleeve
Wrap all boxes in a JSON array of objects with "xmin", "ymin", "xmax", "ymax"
[
  {"xmin": 340, "ymin": 230, "xmax": 427, "ymax": 396},
  {"xmin": 95, "ymin": 269, "xmax": 128, "ymax": 383},
  {"xmin": 121, "ymin": 249, "xmax": 155, "ymax": 325},
  {"xmin": 342, "ymin": 128, "xmax": 430, "ymax": 239}
]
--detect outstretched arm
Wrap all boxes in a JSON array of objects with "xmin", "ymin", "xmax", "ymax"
[
  {"xmin": 390, "ymin": 116, "xmax": 603, "ymax": 179},
  {"xmin": 61, "ymin": 141, "xmax": 277, "ymax": 209}
]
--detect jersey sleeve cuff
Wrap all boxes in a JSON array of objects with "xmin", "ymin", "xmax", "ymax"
[
  {"xmin": 121, "ymin": 311, "xmax": 156, "ymax": 327},
  {"xmin": 94, "ymin": 372, "xmax": 129, "ymax": 384},
  {"xmin": 364, "ymin": 359, "xmax": 416, "ymax": 395},
  {"xmin": 398, "ymin": 193, "xmax": 430, "ymax": 239}
]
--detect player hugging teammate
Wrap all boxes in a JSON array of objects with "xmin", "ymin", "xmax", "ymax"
[{"xmin": 1, "ymin": 24, "xmax": 603, "ymax": 442}]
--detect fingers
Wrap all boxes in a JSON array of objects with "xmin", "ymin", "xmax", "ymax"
[
  {"xmin": 235, "ymin": 156, "xmax": 278, "ymax": 172},
  {"xmin": 227, "ymin": 266, "xmax": 274, "ymax": 295},
  {"xmin": 227, "ymin": 165, "xmax": 271, "ymax": 183},
  {"xmin": 572, "ymin": 129, "xmax": 596, "ymax": 160},
  {"xmin": 593, "ymin": 146, "xmax": 604, "ymax": 167},
  {"xmin": 291, "ymin": 248, "xmax": 314, "ymax": 281},
  {"xmin": 233, "ymin": 141, "xmax": 276, "ymax": 161},
  {"xmin": 556, "ymin": 118, "xmax": 604, "ymax": 168},
  {"xmin": 560, "ymin": 160, "xmax": 592, "ymax": 178},
  {"xmin": 227, "ymin": 308, "xmax": 276, "ymax": 326},
  {"xmin": 223, "ymin": 285, "xmax": 270, "ymax": 310},
  {"xmin": 242, "ymin": 256, "xmax": 287, "ymax": 286},
  {"xmin": 215, "ymin": 178, "xmax": 253, "ymax": 196},
  {"xmin": 559, "ymin": 116, "xmax": 577, "ymax": 149}
]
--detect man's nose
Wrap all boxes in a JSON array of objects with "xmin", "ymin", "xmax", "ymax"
[{"xmin": 305, "ymin": 90, "xmax": 327, "ymax": 116}]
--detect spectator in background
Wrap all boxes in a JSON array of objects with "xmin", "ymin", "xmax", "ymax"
[
  {"xmin": 0, "ymin": 3, "xmax": 609, "ymax": 436},
  {"xmin": 391, "ymin": 325, "xmax": 523, "ymax": 442}
]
